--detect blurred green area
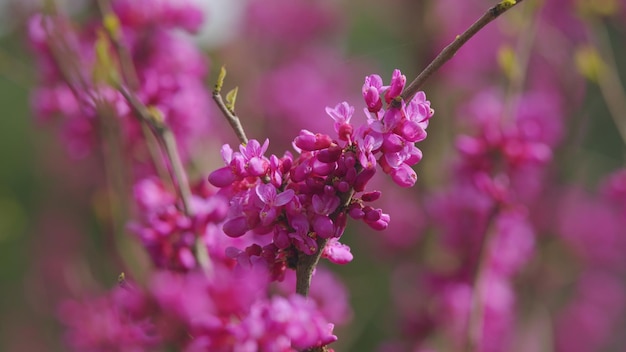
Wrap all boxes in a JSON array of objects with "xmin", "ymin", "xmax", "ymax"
[{"xmin": 0, "ymin": 34, "xmax": 40, "ymax": 346}]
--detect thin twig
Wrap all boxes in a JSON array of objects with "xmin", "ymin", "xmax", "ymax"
[
  {"xmin": 465, "ymin": 206, "xmax": 500, "ymax": 352},
  {"xmin": 92, "ymin": 3, "xmax": 174, "ymax": 196},
  {"xmin": 140, "ymin": 122, "xmax": 172, "ymax": 188},
  {"xmin": 117, "ymin": 86, "xmax": 193, "ymax": 215},
  {"xmin": 213, "ymin": 93, "xmax": 248, "ymax": 144},
  {"xmin": 117, "ymin": 85, "xmax": 213, "ymax": 273},
  {"xmin": 212, "ymin": 66, "xmax": 249, "ymax": 145},
  {"xmin": 96, "ymin": 3, "xmax": 213, "ymax": 273},
  {"xmin": 96, "ymin": 0, "xmax": 140, "ymax": 90},
  {"xmin": 397, "ymin": 0, "xmax": 526, "ymax": 106}
]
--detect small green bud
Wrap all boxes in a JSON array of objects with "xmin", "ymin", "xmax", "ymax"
[
  {"xmin": 215, "ymin": 65, "xmax": 227, "ymax": 93},
  {"xmin": 226, "ymin": 86, "xmax": 239, "ymax": 112}
]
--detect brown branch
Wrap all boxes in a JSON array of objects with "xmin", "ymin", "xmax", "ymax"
[
  {"xmin": 295, "ymin": 237, "xmax": 328, "ymax": 297},
  {"xmin": 213, "ymin": 93, "xmax": 249, "ymax": 144},
  {"xmin": 117, "ymin": 85, "xmax": 214, "ymax": 273},
  {"xmin": 295, "ymin": 189, "xmax": 355, "ymax": 297},
  {"xmin": 117, "ymin": 86, "xmax": 193, "ymax": 216},
  {"xmin": 396, "ymin": 0, "xmax": 526, "ymax": 106}
]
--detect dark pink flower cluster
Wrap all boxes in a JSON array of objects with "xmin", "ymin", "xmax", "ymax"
[
  {"xmin": 360, "ymin": 70, "xmax": 434, "ymax": 187},
  {"xmin": 59, "ymin": 265, "xmax": 337, "ymax": 351},
  {"xmin": 128, "ymin": 178, "xmax": 231, "ymax": 271},
  {"xmin": 28, "ymin": 0, "xmax": 212, "ymax": 161},
  {"xmin": 208, "ymin": 70, "xmax": 433, "ymax": 274}
]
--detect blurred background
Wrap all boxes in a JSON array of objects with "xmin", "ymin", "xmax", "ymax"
[{"xmin": 1, "ymin": 0, "xmax": 626, "ymax": 351}]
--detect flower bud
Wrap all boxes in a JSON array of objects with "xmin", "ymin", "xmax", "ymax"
[
  {"xmin": 354, "ymin": 167, "xmax": 376, "ymax": 192},
  {"xmin": 312, "ymin": 158, "xmax": 335, "ymax": 176},
  {"xmin": 223, "ymin": 216, "xmax": 249, "ymax": 237},
  {"xmin": 294, "ymin": 130, "xmax": 333, "ymax": 151},
  {"xmin": 390, "ymin": 164, "xmax": 417, "ymax": 188},
  {"xmin": 361, "ymin": 190, "xmax": 381, "ymax": 202},
  {"xmin": 348, "ymin": 204, "xmax": 365, "ymax": 219},
  {"xmin": 208, "ymin": 166, "xmax": 235, "ymax": 187},
  {"xmin": 317, "ymin": 144, "xmax": 343, "ymax": 163}
]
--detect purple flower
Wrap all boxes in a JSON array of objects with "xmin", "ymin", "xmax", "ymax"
[
  {"xmin": 405, "ymin": 91, "xmax": 434, "ymax": 128},
  {"xmin": 256, "ymin": 183, "xmax": 295, "ymax": 226},
  {"xmin": 312, "ymin": 193, "xmax": 340, "ymax": 216},
  {"xmin": 384, "ymin": 69, "xmax": 406, "ymax": 103},
  {"xmin": 240, "ymin": 139, "xmax": 270, "ymax": 176},
  {"xmin": 355, "ymin": 127, "xmax": 383, "ymax": 169},
  {"xmin": 322, "ymin": 238, "xmax": 353, "ymax": 264},
  {"xmin": 294, "ymin": 129, "xmax": 333, "ymax": 151},
  {"xmin": 362, "ymin": 74, "xmax": 385, "ymax": 112},
  {"xmin": 325, "ymin": 102, "xmax": 354, "ymax": 141},
  {"xmin": 288, "ymin": 213, "xmax": 316, "ymax": 255}
]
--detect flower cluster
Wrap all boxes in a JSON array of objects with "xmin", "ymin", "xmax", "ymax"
[
  {"xmin": 128, "ymin": 178, "xmax": 234, "ymax": 271},
  {"xmin": 208, "ymin": 70, "xmax": 433, "ymax": 275},
  {"xmin": 28, "ymin": 0, "xmax": 212, "ymax": 161},
  {"xmin": 379, "ymin": 0, "xmax": 626, "ymax": 351},
  {"xmin": 59, "ymin": 265, "xmax": 337, "ymax": 351}
]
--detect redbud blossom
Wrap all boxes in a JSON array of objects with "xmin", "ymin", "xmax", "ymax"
[{"xmin": 322, "ymin": 238, "xmax": 353, "ymax": 264}]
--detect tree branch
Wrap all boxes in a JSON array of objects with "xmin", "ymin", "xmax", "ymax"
[{"xmin": 397, "ymin": 0, "xmax": 526, "ymax": 106}]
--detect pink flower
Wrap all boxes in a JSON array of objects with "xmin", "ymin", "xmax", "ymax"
[
  {"xmin": 240, "ymin": 139, "xmax": 270, "ymax": 176},
  {"xmin": 384, "ymin": 69, "xmax": 406, "ymax": 103},
  {"xmin": 322, "ymin": 238, "xmax": 353, "ymax": 264},
  {"xmin": 326, "ymin": 102, "xmax": 355, "ymax": 141},
  {"xmin": 363, "ymin": 74, "xmax": 385, "ymax": 112},
  {"xmin": 294, "ymin": 129, "xmax": 333, "ymax": 151},
  {"xmin": 256, "ymin": 183, "xmax": 295, "ymax": 226}
]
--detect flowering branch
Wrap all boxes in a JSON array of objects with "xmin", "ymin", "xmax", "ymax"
[
  {"xmin": 299, "ymin": 0, "xmax": 531, "ymax": 298},
  {"xmin": 90, "ymin": 5, "xmax": 213, "ymax": 271},
  {"xmin": 117, "ymin": 85, "xmax": 213, "ymax": 272},
  {"xmin": 116, "ymin": 86, "xmax": 193, "ymax": 215},
  {"xmin": 95, "ymin": 1, "xmax": 169, "ymax": 182},
  {"xmin": 397, "ymin": 0, "xmax": 525, "ymax": 106}
]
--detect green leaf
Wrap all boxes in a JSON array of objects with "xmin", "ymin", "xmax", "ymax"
[{"xmin": 226, "ymin": 86, "xmax": 239, "ymax": 112}]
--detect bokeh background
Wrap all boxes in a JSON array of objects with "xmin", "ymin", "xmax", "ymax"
[{"xmin": 1, "ymin": 0, "xmax": 626, "ymax": 351}]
